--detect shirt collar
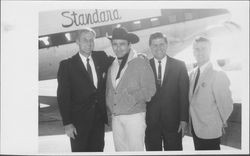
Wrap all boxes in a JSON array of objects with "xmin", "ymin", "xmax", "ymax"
[
  {"xmin": 198, "ymin": 61, "xmax": 211, "ymax": 74},
  {"xmin": 79, "ymin": 52, "xmax": 92, "ymax": 62},
  {"xmin": 154, "ymin": 55, "xmax": 167, "ymax": 65}
]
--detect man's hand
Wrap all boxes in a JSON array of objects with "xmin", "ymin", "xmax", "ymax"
[
  {"xmin": 178, "ymin": 121, "xmax": 187, "ymax": 138},
  {"xmin": 64, "ymin": 124, "xmax": 77, "ymax": 139},
  {"xmin": 222, "ymin": 122, "xmax": 228, "ymax": 135}
]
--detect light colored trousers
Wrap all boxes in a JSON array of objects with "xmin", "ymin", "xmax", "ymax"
[{"xmin": 112, "ymin": 112, "xmax": 146, "ymax": 151}]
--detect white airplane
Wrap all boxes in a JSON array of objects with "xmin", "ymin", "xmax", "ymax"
[{"xmin": 39, "ymin": 9, "xmax": 240, "ymax": 81}]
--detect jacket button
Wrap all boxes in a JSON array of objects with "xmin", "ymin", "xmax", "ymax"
[{"xmin": 114, "ymin": 104, "xmax": 117, "ymax": 106}]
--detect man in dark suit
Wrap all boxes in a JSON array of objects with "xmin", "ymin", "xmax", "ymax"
[
  {"xmin": 57, "ymin": 28, "xmax": 113, "ymax": 152},
  {"xmin": 145, "ymin": 32, "xmax": 190, "ymax": 151}
]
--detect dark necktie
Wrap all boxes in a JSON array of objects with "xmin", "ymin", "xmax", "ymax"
[
  {"xmin": 157, "ymin": 60, "xmax": 162, "ymax": 88},
  {"xmin": 86, "ymin": 58, "xmax": 94, "ymax": 83},
  {"xmin": 116, "ymin": 52, "xmax": 129, "ymax": 80},
  {"xmin": 193, "ymin": 68, "xmax": 200, "ymax": 93}
]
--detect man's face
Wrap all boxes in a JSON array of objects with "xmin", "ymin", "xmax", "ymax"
[
  {"xmin": 111, "ymin": 39, "xmax": 131, "ymax": 58},
  {"xmin": 76, "ymin": 31, "xmax": 95, "ymax": 55},
  {"xmin": 150, "ymin": 38, "xmax": 167, "ymax": 60},
  {"xmin": 193, "ymin": 41, "xmax": 211, "ymax": 65}
]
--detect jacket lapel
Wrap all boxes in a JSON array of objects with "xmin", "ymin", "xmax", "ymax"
[
  {"xmin": 150, "ymin": 58, "xmax": 157, "ymax": 87},
  {"xmin": 107, "ymin": 66, "xmax": 116, "ymax": 92},
  {"xmin": 192, "ymin": 63, "xmax": 213, "ymax": 96}
]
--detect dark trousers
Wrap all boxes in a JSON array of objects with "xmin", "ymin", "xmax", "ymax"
[
  {"xmin": 70, "ymin": 113, "xmax": 105, "ymax": 152},
  {"xmin": 191, "ymin": 125, "xmax": 221, "ymax": 150},
  {"xmin": 145, "ymin": 123, "xmax": 183, "ymax": 151}
]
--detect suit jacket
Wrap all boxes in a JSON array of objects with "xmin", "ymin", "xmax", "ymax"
[
  {"xmin": 57, "ymin": 51, "xmax": 113, "ymax": 127},
  {"xmin": 147, "ymin": 56, "xmax": 190, "ymax": 132},
  {"xmin": 189, "ymin": 62, "xmax": 233, "ymax": 139},
  {"xmin": 106, "ymin": 50, "xmax": 156, "ymax": 116}
]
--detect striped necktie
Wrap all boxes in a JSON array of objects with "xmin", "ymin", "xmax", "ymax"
[{"xmin": 193, "ymin": 68, "xmax": 200, "ymax": 93}]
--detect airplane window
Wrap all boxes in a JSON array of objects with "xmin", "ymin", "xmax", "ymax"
[
  {"xmin": 39, "ymin": 40, "xmax": 46, "ymax": 49},
  {"xmin": 150, "ymin": 18, "xmax": 160, "ymax": 27},
  {"xmin": 132, "ymin": 21, "xmax": 141, "ymax": 30},
  {"xmin": 65, "ymin": 33, "xmax": 72, "ymax": 42},
  {"xmin": 50, "ymin": 33, "xmax": 68, "ymax": 47},
  {"xmin": 39, "ymin": 36, "xmax": 50, "ymax": 46},
  {"xmin": 112, "ymin": 24, "xmax": 121, "ymax": 30},
  {"xmin": 169, "ymin": 15, "xmax": 177, "ymax": 23},
  {"xmin": 184, "ymin": 13, "xmax": 193, "ymax": 20}
]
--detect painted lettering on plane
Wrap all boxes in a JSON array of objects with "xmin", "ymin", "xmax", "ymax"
[{"xmin": 61, "ymin": 9, "xmax": 122, "ymax": 28}]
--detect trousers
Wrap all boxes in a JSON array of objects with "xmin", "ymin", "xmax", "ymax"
[{"xmin": 112, "ymin": 112, "xmax": 146, "ymax": 151}]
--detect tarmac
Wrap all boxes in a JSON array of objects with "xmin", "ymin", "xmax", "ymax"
[
  {"xmin": 38, "ymin": 73, "xmax": 242, "ymax": 153},
  {"xmin": 39, "ymin": 95, "xmax": 239, "ymax": 153}
]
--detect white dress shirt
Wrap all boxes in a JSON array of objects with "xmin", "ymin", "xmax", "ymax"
[
  {"xmin": 154, "ymin": 56, "xmax": 167, "ymax": 85},
  {"xmin": 79, "ymin": 52, "xmax": 98, "ymax": 88}
]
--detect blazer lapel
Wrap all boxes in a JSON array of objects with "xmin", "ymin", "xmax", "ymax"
[{"xmin": 193, "ymin": 63, "xmax": 213, "ymax": 95}]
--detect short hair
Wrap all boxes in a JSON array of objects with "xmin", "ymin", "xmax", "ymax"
[
  {"xmin": 149, "ymin": 32, "xmax": 168, "ymax": 45},
  {"xmin": 194, "ymin": 36, "xmax": 211, "ymax": 44},
  {"xmin": 74, "ymin": 27, "xmax": 96, "ymax": 41}
]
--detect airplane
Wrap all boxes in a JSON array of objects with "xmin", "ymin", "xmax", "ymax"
[
  {"xmin": 39, "ymin": 9, "xmax": 241, "ymax": 81},
  {"xmin": 38, "ymin": 9, "xmax": 242, "ymax": 149}
]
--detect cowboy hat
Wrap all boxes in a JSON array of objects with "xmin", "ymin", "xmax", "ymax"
[{"xmin": 107, "ymin": 26, "xmax": 139, "ymax": 44}]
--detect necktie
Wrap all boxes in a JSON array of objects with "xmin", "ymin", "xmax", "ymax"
[
  {"xmin": 86, "ymin": 58, "xmax": 94, "ymax": 83},
  {"xmin": 157, "ymin": 60, "xmax": 162, "ymax": 88},
  {"xmin": 193, "ymin": 68, "xmax": 200, "ymax": 93},
  {"xmin": 116, "ymin": 52, "xmax": 129, "ymax": 80}
]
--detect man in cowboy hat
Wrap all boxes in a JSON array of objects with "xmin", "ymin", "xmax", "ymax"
[{"xmin": 106, "ymin": 26, "xmax": 156, "ymax": 151}]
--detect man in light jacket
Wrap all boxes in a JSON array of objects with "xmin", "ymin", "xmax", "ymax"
[
  {"xmin": 189, "ymin": 36, "xmax": 233, "ymax": 150},
  {"xmin": 106, "ymin": 26, "xmax": 156, "ymax": 151}
]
